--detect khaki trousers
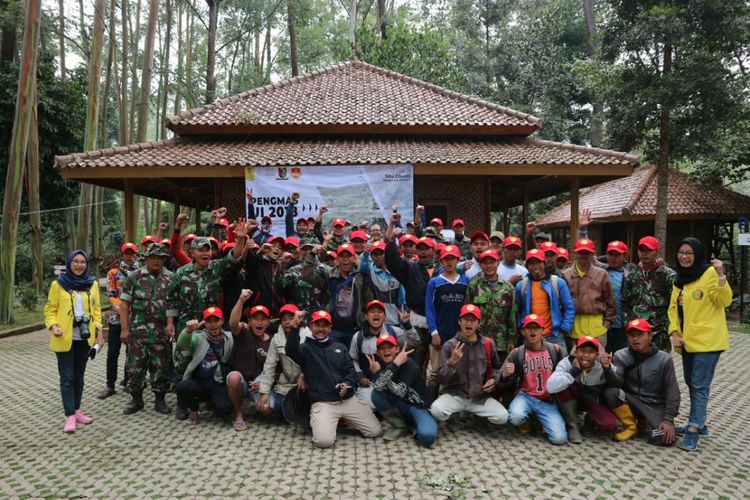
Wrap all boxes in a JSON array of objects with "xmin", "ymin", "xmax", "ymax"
[{"xmin": 310, "ymin": 397, "xmax": 382, "ymax": 448}]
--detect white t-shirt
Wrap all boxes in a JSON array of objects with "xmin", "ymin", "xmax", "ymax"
[{"xmin": 498, "ymin": 261, "xmax": 528, "ymax": 283}]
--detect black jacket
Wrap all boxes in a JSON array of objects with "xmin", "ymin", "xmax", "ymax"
[
  {"xmin": 243, "ymin": 251, "xmax": 282, "ymax": 317},
  {"xmin": 285, "ymin": 327, "xmax": 359, "ymax": 403},
  {"xmin": 385, "ymin": 241, "xmax": 432, "ymax": 316},
  {"xmin": 372, "ymin": 358, "xmax": 431, "ymax": 408}
]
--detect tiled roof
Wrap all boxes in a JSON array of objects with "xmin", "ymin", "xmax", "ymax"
[
  {"xmin": 55, "ymin": 137, "xmax": 640, "ymax": 170},
  {"xmin": 537, "ymin": 166, "xmax": 750, "ymax": 226},
  {"xmin": 165, "ymin": 60, "xmax": 542, "ymax": 135}
]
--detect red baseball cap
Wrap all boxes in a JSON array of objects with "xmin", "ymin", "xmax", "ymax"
[
  {"xmin": 606, "ymin": 240, "xmax": 628, "ymax": 254},
  {"xmin": 576, "ymin": 336, "xmax": 601, "ymax": 350},
  {"xmin": 399, "ymin": 234, "xmax": 417, "ymax": 245},
  {"xmin": 436, "ymin": 243, "xmax": 446, "ymax": 253},
  {"xmin": 310, "ymin": 310, "xmax": 332, "ymax": 324},
  {"xmin": 296, "ymin": 218, "xmax": 308, "ymax": 225},
  {"xmin": 332, "ymin": 218, "xmax": 346, "ymax": 228},
  {"xmin": 459, "ymin": 304, "xmax": 481, "ymax": 320},
  {"xmin": 325, "ymin": 250, "xmax": 337, "ymax": 260},
  {"xmin": 266, "ymin": 236, "xmax": 285, "ymax": 246},
  {"xmin": 440, "ymin": 245, "xmax": 461, "ymax": 260},
  {"xmin": 376, "ymin": 334, "xmax": 399, "ymax": 348},
  {"xmin": 416, "ymin": 237, "xmax": 435, "ymax": 249},
  {"xmin": 525, "ymin": 248, "xmax": 544, "ymax": 262},
  {"xmin": 370, "ymin": 240, "xmax": 386, "ymax": 253},
  {"xmin": 183, "ymin": 233, "xmax": 197, "ymax": 244},
  {"xmin": 470, "ymin": 231, "xmax": 489, "ymax": 242},
  {"xmin": 365, "ymin": 300, "xmax": 386, "ymax": 312},
  {"xmin": 336, "ymin": 243, "xmax": 355, "ymax": 256},
  {"xmin": 349, "ymin": 230, "xmax": 368, "ymax": 242},
  {"xmin": 540, "ymin": 241, "xmax": 558, "ymax": 254},
  {"xmin": 248, "ymin": 305, "xmax": 270, "ymax": 318},
  {"xmin": 503, "ymin": 236, "xmax": 522, "ymax": 248},
  {"xmin": 161, "ymin": 239, "xmax": 171, "ymax": 247},
  {"xmin": 217, "ymin": 218, "xmax": 229, "ymax": 228},
  {"xmin": 451, "ymin": 219, "xmax": 465, "ymax": 228},
  {"xmin": 522, "ymin": 314, "xmax": 545, "ymax": 329},
  {"xmin": 279, "ymin": 304, "xmax": 299, "ymax": 316},
  {"xmin": 479, "ymin": 249, "xmax": 500, "ymax": 261},
  {"xmin": 141, "ymin": 235, "xmax": 158, "ymax": 246},
  {"xmin": 207, "ymin": 236, "xmax": 220, "ymax": 249},
  {"xmin": 638, "ymin": 236, "xmax": 659, "ymax": 251},
  {"xmin": 626, "ymin": 318, "xmax": 652, "ymax": 333},
  {"xmin": 202, "ymin": 306, "xmax": 223, "ymax": 320},
  {"xmin": 574, "ymin": 239, "xmax": 595, "ymax": 254},
  {"xmin": 557, "ymin": 248, "xmax": 570, "ymax": 261},
  {"xmin": 430, "ymin": 218, "xmax": 444, "ymax": 226},
  {"xmin": 284, "ymin": 236, "xmax": 301, "ymax": 248},
  {"xmin": 121, "ymin": 242, "xmax": 138, "ymax": 254}
]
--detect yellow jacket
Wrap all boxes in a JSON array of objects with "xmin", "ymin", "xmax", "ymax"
[
  {"xmin": 668, "ymin": 267, "xmax": 732, "ymax": 353},
  {"xmin": 44, "ymin": 280, "xmax": 102, "ymax": 352}
]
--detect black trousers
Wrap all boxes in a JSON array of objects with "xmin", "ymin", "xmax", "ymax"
[
  {"xmin": 176, "ymin": 377, "xmax": 232, "ymax": 415},
  {"xmin": 106, "ymin": 324, "xmax": 128, "ymax": 389}
]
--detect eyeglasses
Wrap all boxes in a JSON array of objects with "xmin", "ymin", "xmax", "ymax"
[{"xmin": 677, "ymin": 252, "xmax": 695, "ymax": 257}]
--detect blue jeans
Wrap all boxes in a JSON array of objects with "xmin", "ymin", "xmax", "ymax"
[
  {"xmin": 56, "ymin": 340, "xmax": 90, "ymax": 416},
  {"xmin": 682, "ymin": 351, "xmax": 721, "ymax": 429},
  {"xmin": 371, "ymin": 389, "xmax": 438, "ymax": 446},
  {"xmin": 508, "ymin": 391, "xmax": 567, "ymax": 445}
]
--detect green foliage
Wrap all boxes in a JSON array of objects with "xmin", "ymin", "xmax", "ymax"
[{"xmin": 16, "ymin": 284, "xmax": 39, "ymax": 311}]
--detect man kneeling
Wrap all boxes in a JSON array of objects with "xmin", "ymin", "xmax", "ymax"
[
  {"xmin": 430, "ymin": 304, "xmax": 508, "ymax": 426},
  {"xmin": 501, "ymin": 314, "xmax": 567, "ymax": 445},
  {"xmin": 286, "ymin": 310, "xmax": 382, "ymax": 448}
]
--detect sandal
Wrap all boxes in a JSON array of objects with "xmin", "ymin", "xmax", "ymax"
[{"xmin": 233, "ymin": 420, "xmax": 248, "ymax": 431}]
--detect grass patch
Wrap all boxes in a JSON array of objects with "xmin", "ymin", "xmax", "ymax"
[
  {"xmin": 727, "ymin": 322, "xmax": 750, "ymax": 334},
  {"xmin": 0, "ymin": 305, "xmax": 44, "ymax": 333}
]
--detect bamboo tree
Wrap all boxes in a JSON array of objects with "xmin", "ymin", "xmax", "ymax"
[
  {"xmin": 205, "ymin": 0, "xmax": 220, "ymax": 103},
  {"xmin": 119, "ymin": 0, "xmax": 129, "ymax": 144},
  {"xmin": 174, "ymin": 0, "xmax": 183, "ymax": 113},
  {"xmin": 58, "ymin": 0, "xmax": 66, "ymax": 80},
  {"xmin": 185, "ymin": 7, "xmax": 193, "ymax": 107},
  {"xmin": 287, "ymin": 0, "xmax": 298, "ymax": 76},
  {"xmin": 159, "ymin": 0, "xmax": 172, "ymax": 139},
  {"xmin": 128, "ymin": 0, "xmax": 142, "ymax": 140},
  {"xmin": 0, "ymin": 0, "xmax": 42, "ymax": 323},
  {"xmin": 76, "ymin": 0, "xmax": 106, "ymax": 252},
  {"xmin": 137, "ymin": 0, "xmax": 160, "ymax": 142},
  {"xmin": 27, "ymin": 76, "xmax": 43, "ymax": 293}
]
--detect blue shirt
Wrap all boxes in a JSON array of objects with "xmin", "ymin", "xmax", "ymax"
[
  {"xmin": 425, "ymin": 273, "xmax": 470, "ymax": 342},
  {"xmin": 608, "ymin": 268, "xmax": 624, "ymax": 328}
]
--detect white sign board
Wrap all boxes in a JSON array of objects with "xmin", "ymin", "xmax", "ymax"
[{"xmin": 738, "ymin": 233, "xmax": 750, "ymax": 246}]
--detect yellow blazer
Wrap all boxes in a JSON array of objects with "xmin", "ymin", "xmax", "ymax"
[
  {"xmin": 44, "ymin": 280, "xmax": 102, "ymax": 352},
  {"xmin": 668, "ymin": 267, "xmax": 732, "ymax": 353}
]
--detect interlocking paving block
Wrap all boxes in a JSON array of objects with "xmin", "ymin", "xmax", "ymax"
[{"xmin": 1, "ymin": 329, "xmax": 749, "ymax": 498}]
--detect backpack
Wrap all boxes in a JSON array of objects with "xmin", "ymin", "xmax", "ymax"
[
  {"xmin": 511, "ymin": 342, "xmax": 563, "ymax": 387},
  {"xmin": 520, "ymin": 275, "xmax": 560, "ymax": 304}
]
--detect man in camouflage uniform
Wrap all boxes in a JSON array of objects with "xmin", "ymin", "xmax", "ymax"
[
  {"xmin": 465, "ymin": 249, "xmax": 517, "ymax": 360},
  {"xmin": 274, "ymin": 238, "xmax": 328, "ymax": 314},
  {"xmin": 120, "ymin": 244, "xmax": 178, "ymax": 415},
  {"xmin": 447, "ymin": 219, "xmax": 472, "ymax": 260},
  {"xmin": 622, "ymin": 236, "xmax": 676, "ymax": 352},
  {"xmin": 173, "ymin": 222, "xmax": 249, "ymax": 417}
]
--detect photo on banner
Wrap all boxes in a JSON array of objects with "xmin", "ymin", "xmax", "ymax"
[{"xmin": 245, "ymin": 165, "xmax": 414, "ymax": 237}]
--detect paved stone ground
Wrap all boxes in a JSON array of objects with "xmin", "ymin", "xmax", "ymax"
[{"xmin": 1, "ymin": 330, "xmax": 749, "ymax": 499}]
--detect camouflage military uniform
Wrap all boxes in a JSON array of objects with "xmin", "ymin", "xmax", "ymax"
[
  {"xmin": 120, "ymin": 266, "xmax": 178, "ymax": 393},
  {"xmin": 622, "ymin": 263, "xmax": 676, "ymax": 352},
  {"xmin": 447, "ymin": 234, "xmax": 472, "ymax": 260},
  {"xmin": 174, "ymin": 250, "xmax": 241, "ymax": 376},
  {"xmin": 274, "ymin": 261, "xmax": 327, "ymax": 314},
  {"xmin": 465, "ymin": 274, "xmax": 517, "ymax": 352}
]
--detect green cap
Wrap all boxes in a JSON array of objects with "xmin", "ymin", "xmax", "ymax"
[
  {"xmin": 300, "ymin": 236, "xmax": 318, "ymax": 248},
  {"xmin": 145, "ymin": 243, "xmax": 170, "ymax": 258},
  {"xmin": 191, "ymin": 237, "xmax": 211, "ymax": 250},
  {"xmin": 422, "ymin": 227, "xmax": 438, "ymax": 238}
]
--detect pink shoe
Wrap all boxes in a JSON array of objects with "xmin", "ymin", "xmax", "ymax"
[
  {"xmin": 74, "ymin": 410, "xmax": 93, "ymax": 425},
  {"xmin": 63, "ymin": 415, "xmax": 76, "ymax": 433}
]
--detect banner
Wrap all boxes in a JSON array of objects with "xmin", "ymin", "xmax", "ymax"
[{"xmin": 245, "ymin": 165, "xmax": 414, "ymax": 237}]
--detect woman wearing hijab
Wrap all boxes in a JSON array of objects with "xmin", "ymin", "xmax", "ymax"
[
  {"xmin": 668, "ymin": 237, "xmax": 731, "ymax": 452},
  {"xmin": 44, "ymin": 250, "xmax": 104, "ymax": 433}
]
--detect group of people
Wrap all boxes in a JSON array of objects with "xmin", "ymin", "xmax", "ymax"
[{"xmin": 43, "ymin": 195, "xmax": 731, "ymax": 452}]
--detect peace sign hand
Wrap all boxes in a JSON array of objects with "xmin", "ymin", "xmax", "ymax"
[
  {"xmin": 393, "ymin": 343, "xmax": 414, "ymax": 367},
  {"xmin": 365, "ymin": 353, "xmax": 381, "ymax": 375},
  {"xmin": 448, "ymin": 341, "xmax": 464, "ymax": 366}
]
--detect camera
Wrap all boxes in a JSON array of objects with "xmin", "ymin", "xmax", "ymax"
[{"xmin": 75, "ymin": 316, "xmax": 91, "ymax": 340}]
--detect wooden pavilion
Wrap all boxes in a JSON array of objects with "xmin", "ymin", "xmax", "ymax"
[{"xmin": 54, "ymin": 59, "xmax": 641, "ymax": 241}]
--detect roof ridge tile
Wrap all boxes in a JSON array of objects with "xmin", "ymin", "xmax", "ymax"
[{"xmin": 623, "ymin": 165, "xmax": 657, "ymax": 214}]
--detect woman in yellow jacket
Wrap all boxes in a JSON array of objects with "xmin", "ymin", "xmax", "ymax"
[
  {"xmin": 668, "ymin": 237, "xmax": 731, "ymax": 452},
  {"xmin": 44, "ymin": 250, "xmax": 104, "ymax": 433}
]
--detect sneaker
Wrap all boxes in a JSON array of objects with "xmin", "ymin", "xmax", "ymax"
[
  {"xmin": 676, "ymin": 425, "xmax": 710, "ymax": 438},
  {"xmin": 97, "ymin": 388, "xmax": 116, "ymax": 400},
  {"xmin": 678, "ymin": 430, "xmax": 700, "ymax": 452},
  {"xmin": 74, "ymin": 410, "xmax": 93, "ymax": 425},
  {"xmin": 185, "ymin": 411, "xmax": 199, "ymax": 425},
  {"xmin": 175, "ymin": 406, "xmax": 189, "ymax": 421},
  {"xmin": 63, "ymin": 415, "xmax": 76, "ymax": 433}
]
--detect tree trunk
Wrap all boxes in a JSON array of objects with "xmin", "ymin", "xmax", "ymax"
[
  {"xmin": 76, "ymin": 0, "xmax": 106, "ymax": 252},
  {"xmin": 254, "ymin": 29, "xmax": 260, "ymax": 72},
  {"xmin": 264, "ymin": 23, "xmax": 271, "ymax": 83},
  {"xmin": 287, "ymin": 0, "xmax": 298, "ymax": 76},
  {"xmin": 0, "ymin": 0, "xmax": 42, "ymax": 323},
  {"xmin": 376, "ymin": 0, "xmax": 387, "ymax": 39},
  {"xmin": 174, "ymin": 0, "xmax": 183, "ymax": 113},
  {"xmin": 58, "ymin": 0, "xmax": 66, "ymax": 80},
  {"xmin": 136, "ymin": 0, "xmax": 160, "ymax": 143},
  {"xmin": 27, "ymin": 77, "xmax": 43, "ymax": 293},
  {"xmin": 348, "ymin": 0, "xmax": 357, "ymax": 48},
  {"xmin": 143, "ymin": 196, "xmax": 151, "ymax": 234},
  {"xmin": 0, "ymin": 0, "xmax": 17, "ymax": 67},
  {"xmin": 205, "ymin": 0, "xmax": 220, "ymax": 103},
  {"xmin": 185, "ymin": 7, "xmax": 193, "ymax": 107},
  {"xmin": 119, "ymin": 0, "xmax": 129, "ymax": 144},
  {"xmin": 654, "ymin": 41, "xmax": 672, "ymax": 256},
  {"xmin": 101, "ymin": 0, "xmax": 116, "ymax": 146},
  {"xmin": 128, "ymin": 0, "xmax": 142, "ymax": 141},
  {"xmin": 78, "ymin": 0, "xmax": 89, "ymax": 54},
  {"xmin": 583, "ymin": 0, "xmax": 603, "ymax": 147},
  {"xmin": 92, "ymin": 187, "xmax": 103, "ymax": 256},
  {"xmin": 160, "ymin": 0, "xmax": 172, "ymax": 139}
]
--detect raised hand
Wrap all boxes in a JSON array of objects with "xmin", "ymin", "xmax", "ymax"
[
  {"xmin": 176, "ymin": 213, "xmax": 189, "ymax": 228},
  {"xmin": 246, "ymin": 187, "xmax": 254, "ymax": 204},
  {"xmin": 416, "ymin": 204, "xmax": 424, "ymax": 215},
  {"xmin": 599, "ymin": 351, "xmax": 612, "ymax": 369},
  {"xmin": 215, "ymin": 207, "xmax": 227, "ymax": 218},
  {"xmin": 319, "ymin": 206, "xmax": 328, "ymax": 214},
  {"xmin": 579, "ymin": 208, "xmax": 592, "ymax": 227},
  {"xmin": 159, "ymin": 222, "xmax": 169, "ymax": 231},
  {"xmin": 290, "ymin": 310, "xmax": 305, "ymax": 329},
  {"xmin": 448, "ymin": 341, "xmax": 464, "ymax": 365},
  {"xmin": 234, "ymin": 218, "xmax": 249, "ymax": 239},
  {"xmin": 365, "ymin": 353, "xmax": 381, "ymax": 374},
  {"xmin": 186, "ymin": 319, "xmax": 204, "ymax": 334},
  {"xmin": 399, "ymin": 309, "xmax": 410, "ymax": 324},
  {"xmin": 393, "ymin": 344, "xmax": 413, "ymax": 367},
  {"xmin": 291, "ymin": 192, "xmax": 300, "ymax": 202},
  {"xmin": 526, "ymin": 221, "xmax": 536, "ymax": 233},
  {"xmin": 239, "ymin": 288, "xmax": 253, "ymax": 302},
  {"xmin": 711, "ymin": 258, "xmax": 725, "ymax": 278}
]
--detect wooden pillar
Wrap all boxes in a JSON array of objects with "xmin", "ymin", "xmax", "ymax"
[
  {"xmin": 124, "ymin": 180, "xmax": 136, "ymax": 242},
  {"xmin": 570, "ymin": 176, "xmax": 580, "ymax": 250},
  {"xmin": 522, "ymin": 184, "xmax": 529, "ymax": 236}
]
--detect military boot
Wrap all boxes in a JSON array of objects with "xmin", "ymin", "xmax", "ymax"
[
  {"xmin": 558, "ymin": 400, "xmax": 583, "ymax": 444},
  {"xmin": 123, "ymin": 392, "xmax": 144, "ymax": 415},
  {"xmin": 153, "ymin": 392, "xmax": 172, "ymax": 415}
]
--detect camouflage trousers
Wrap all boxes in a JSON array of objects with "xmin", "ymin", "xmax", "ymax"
[
  {"xmin": 653, "ymin": 329, "xmax": 672, "ymax": 354},
  {"xmin": 126, "ymin": 338, "xmax": 171, "ymax": 394}
]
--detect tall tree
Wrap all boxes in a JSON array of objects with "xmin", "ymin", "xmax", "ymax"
[
  {"xmin": 0, "ymin": 0, "xmax": 42, "ymax": 323},
  {"xmin": 159, "ymin": 0, "xmax": 172, "ymax": 139},
  {"xmin": 58, "ymin": 0, "xmax": 66, "ymax": 80},
  {"xmin": 136, "ymin": 0, "xmax": 159, "ymax": 142},
  {"xmin": 582, "ymin": 0, "xmax": 602, "ymax": 147},
  {"xmin": 76, "ymin": 0, "xmax": 106, "ymax": 251},
  {"xmin": 27, "ymin": 76, "xmax": 42, "ymax": 292},
  {"xmin": 0, "ymin": 0, "xmax": 18, "ymax": 67},
  {"xmin": 205, "ymin": 0, "xmax": 220, "ymax": 103},
  {"xmin": 119, "ymin": 0, "xmax": 130, "ymax": 144},
  {"xmin": 287, "ymin": 0, "xmax": 298, "ymax": 76}
]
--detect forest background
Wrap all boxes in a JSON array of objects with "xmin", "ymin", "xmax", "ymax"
[{"xmin": 0, "ymin": 0, "xmax": 747, "ymax": 323}]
